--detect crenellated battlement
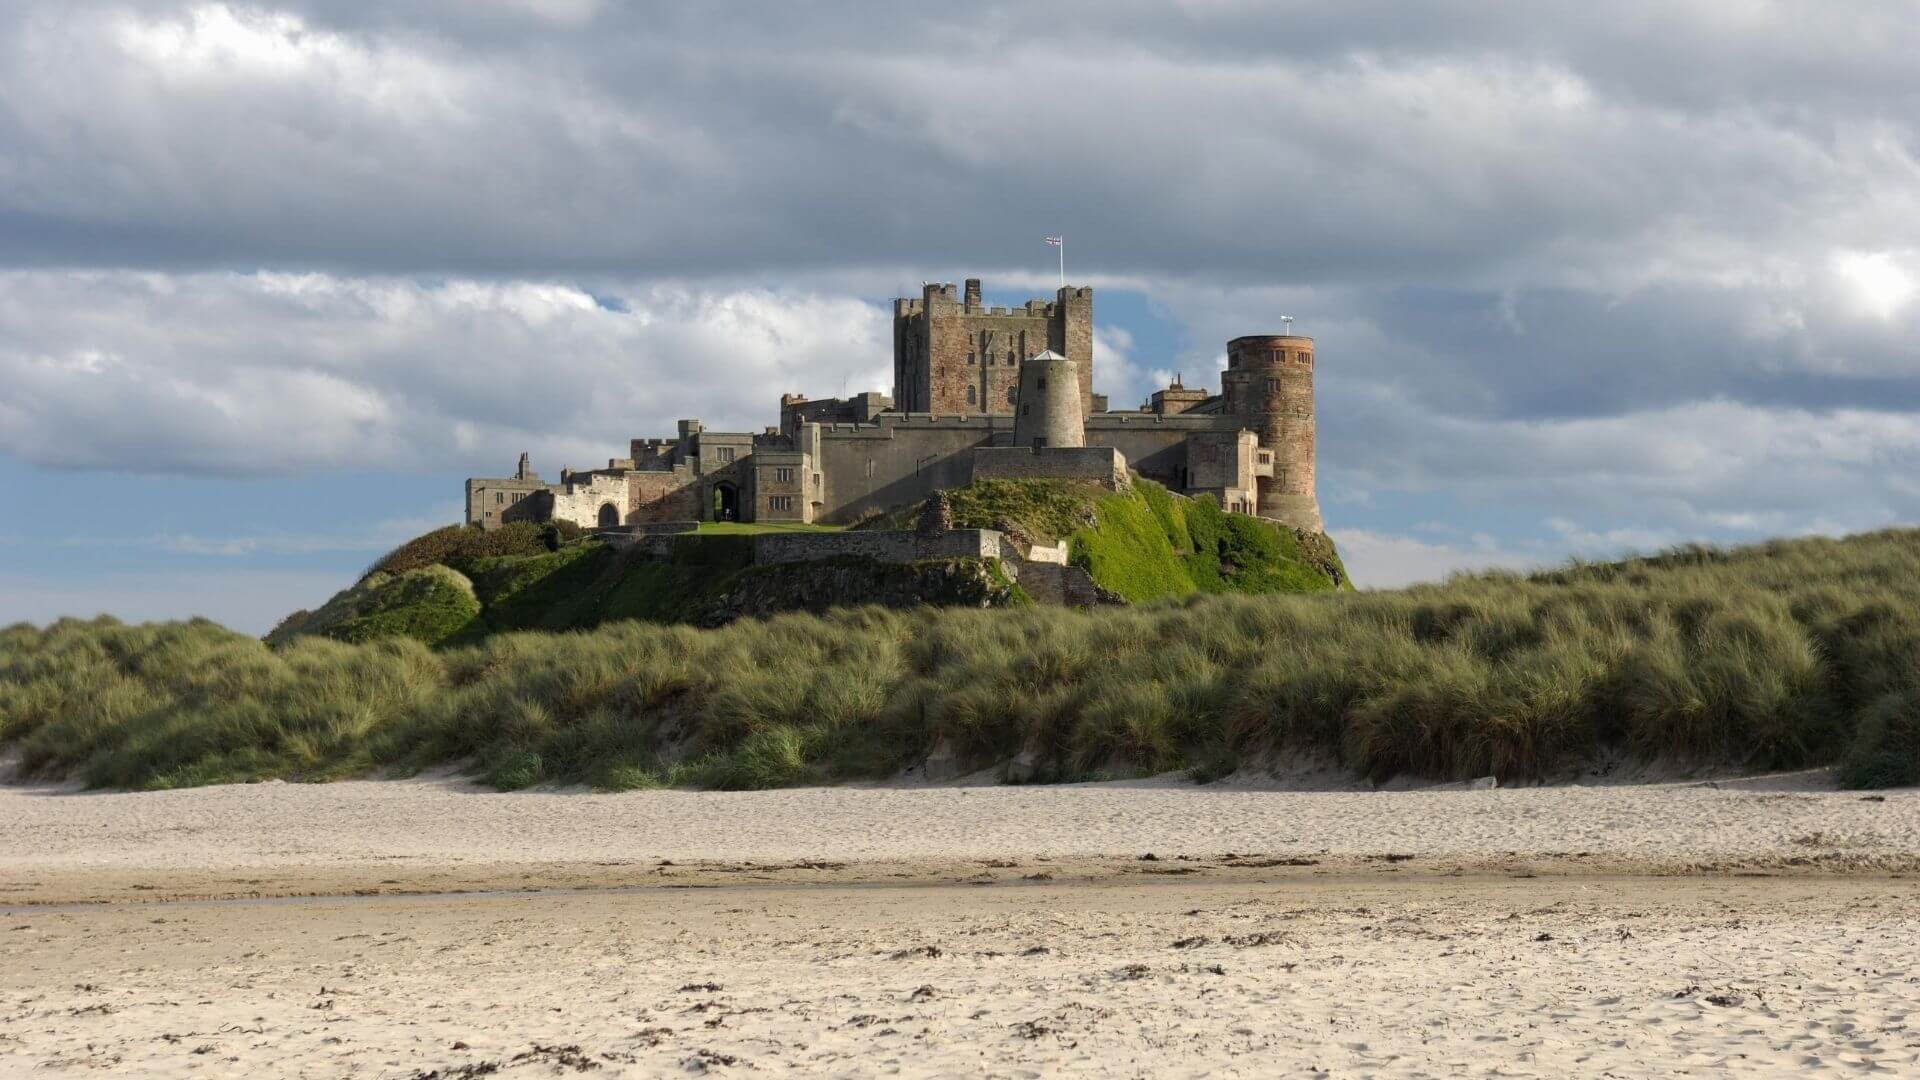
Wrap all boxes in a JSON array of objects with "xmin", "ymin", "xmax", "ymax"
[{"xmin": 892, "ymin": 276, "xmax": 1093, "ymax": 415}]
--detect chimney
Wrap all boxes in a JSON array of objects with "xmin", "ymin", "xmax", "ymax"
[{"xmin": 963, "ymin": 278, "xmax": 982, "ymax": 310}]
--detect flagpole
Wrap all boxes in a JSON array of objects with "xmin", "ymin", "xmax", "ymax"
[{"xmin": 1058, "ymin": 236, "xmax": 1065, "ymax": 288}]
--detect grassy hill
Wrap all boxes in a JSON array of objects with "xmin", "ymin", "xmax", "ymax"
[
  {"xmin": 268, "ymin": 521, "xmax": 1021, "ymax": 645},
  {"xmin": 267, "ymin": 478, "xmax": 1346, "ymax": 647},
  {"xmin": 951, "ymin": 477, "xmax": 1346, "ymax": 598},
  {"xmin": 4, "ymin": 528, "xmax": 1919, "ymax": 792},
  {"xmin": 862, "ymin": 476, "xmax": 1347, "ymax": 599}
]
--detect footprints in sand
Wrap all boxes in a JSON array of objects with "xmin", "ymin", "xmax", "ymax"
[{"xmin": 5, "ymin": 879, "xmax": 1920, "ymax": 1076}]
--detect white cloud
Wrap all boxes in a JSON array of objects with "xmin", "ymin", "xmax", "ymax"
[
  {"xmin": 1, "ymin": 0, "xmax": 1918, "ymax": 594},
  {"xmin": 1330, "ymin": 528, "xmax": 1537, "ymax": 588},
  {"xmin": 0, "ymin": 271, "xmax": 889, "ymax": 475},
  {"xmin": 1833, "ymin": 250, "xmax": 1918, "ymax": 321}
]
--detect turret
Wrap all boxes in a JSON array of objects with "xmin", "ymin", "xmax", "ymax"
[
  {"xmin": 1013, "ymin": 351, "xmax": 1084, "ymax": 449},
  {"xmin": 1225, "ymin": 335, "xmax": 1322, "ymax": 531}
]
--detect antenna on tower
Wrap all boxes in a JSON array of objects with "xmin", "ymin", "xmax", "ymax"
[{"xmin": 1280, "ymin": 315, "xmax": 1295, "ymax": 335}]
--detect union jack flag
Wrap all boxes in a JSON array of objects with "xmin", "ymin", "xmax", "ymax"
[{"xmin": 1044, "ymin": 236, "xmax": 1063, "ymax": 246}]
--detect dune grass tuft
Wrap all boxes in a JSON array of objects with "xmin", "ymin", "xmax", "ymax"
[{"xmin": 6, "ymin": 528, "xmax": 1920, "ymax": 791}]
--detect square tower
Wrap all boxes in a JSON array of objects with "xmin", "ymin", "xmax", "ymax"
[{"xmin": 892, "ymin": 278, "xmax": 1092, "ymax": 415}]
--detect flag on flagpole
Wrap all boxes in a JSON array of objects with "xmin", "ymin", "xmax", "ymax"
[{"xmin": 1043, "ymin": 236, "xmax": 1063, "ymax": 246}]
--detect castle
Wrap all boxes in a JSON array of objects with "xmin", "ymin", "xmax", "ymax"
[{"xmin": 466, "ymin": 279, "xmax": 1322, "ymax": 535}]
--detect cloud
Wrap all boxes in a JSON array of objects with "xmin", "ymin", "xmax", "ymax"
[
  {"xmin": 2, "ymin": 1, "xmax": 1915, "ymax": 286},
  {"xmin": 1330, "ymin": 528, "xmax": 1537, "ymax": 588},
  {"xmin": 1, "ymin": 0, "xmax": 1918, "ymax": 604},
  {"xmin": 0, "ymin": 270, "xmax": 889, "ymax": 475}
]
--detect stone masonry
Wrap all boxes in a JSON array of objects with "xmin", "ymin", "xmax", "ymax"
[{"xmin": 465, "ymin": 274, "xmax": 1323, "ymax": 536}]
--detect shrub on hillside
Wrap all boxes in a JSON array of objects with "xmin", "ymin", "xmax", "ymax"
[
  {"xmin": 267, "ymin": 566, "xmax": 482, "ymax": 648},
  {"xmin": 365, "ymin": 522, "xmax": 562, "ymax": 580}
]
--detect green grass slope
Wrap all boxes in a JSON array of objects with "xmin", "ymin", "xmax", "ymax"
[
  {"xmin": 931, "ymin": 477, "xmax": 1346, "ymax": 600},
  {"xmin": 267, "ymin": 565, "xmax": 481, "ymax": 647},
  {"xmin": 9, "ymin": 527, "xmax": 1920, "ymax": 792}
]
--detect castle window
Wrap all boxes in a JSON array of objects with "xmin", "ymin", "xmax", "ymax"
[
  {"xmin": 774, "ymin": 467, "xmax": 794, "ymax": 483},
  {"xmin": 1036, "ymin": 377, "xmax": 1047, "ymax": 390},
  {"xmin": 968, "ymin": 352, "xmax": 976, "ymax": 365},
  {"xmin": 769, "ymin": 495, "xmax": 794, "ymax": 511},
  {"xmin": 495, "ymin": 492, "xmax": 503, "ymax": 505},
  {"xmin": 1021, "ymin": 404, "xmax": 1030, "ymax": 416},
  {"xmin": 716, "ymin": 447, "xmax": 736, "ymax": 463},
  {"xmin": 1006, "ymin": 350, "xmax": 1015, "ymax": 365},
  {"xmin": 1267, "ymin": 378, "xmax": 1280, "ymax": 392},
  {"xmin": 966, "ymin": 386, "xmax": 976, "ymax": 405}
]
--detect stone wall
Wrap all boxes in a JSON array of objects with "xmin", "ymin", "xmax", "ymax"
[
  {"xmin": 1012, "ymin": 353, "xmax": 1084, "ymax": 449},
  {"xmin": 627, "ymin": 467, "xmax": 701, "ymax": 524},
  {"xmin": 780, "ymin": 391, "xmax": 891, "ymax": 433},
  {"xmin": 751, "ymin": 448, "xmax": 812, "ymax": 523},
  {"xmin": 808, "ymin": 414, "xmax": 1006, "ymax": 523},
  {"xmin": 969, "ymin": 446, "xmax": 1128, "ymax": 489},
  {"xmin": 465, "ymin": 476, "xmax": 548, "ymax": 530},
  {"xmin": 750, "ymin": 528, "xmax": 1005, "ymax": 566},
  {"xmin": 1082, "ymin": 413, "xmax": 1228, "ymax": 489},
  {"xmin": 1225, "ymin": 334, "xmax": 1321, "ymax": 531},
  {"xmin": 893, "ymin": 280, "xmax": 1093, "ymax": 415},
  {"xmin": 1184, "ymin": 430, "xmax": 1247, "ymax": 490},
  {"xmin": 548, "ymin": 472, "xmax": 630, "ymax": 529}
]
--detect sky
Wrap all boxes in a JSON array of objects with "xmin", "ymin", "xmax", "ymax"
[{"xmin": 3, "ymin": 0, "xmax": 1919, "ymax": 634}]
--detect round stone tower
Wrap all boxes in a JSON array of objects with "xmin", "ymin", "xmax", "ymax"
[
  {"xmin": 1226, "ymin": 334, "xmax": 1322, "ymax": 532},
  {"xmin": 1013, "ymin": 350, "xmax": 1084, "ymax": 449}
]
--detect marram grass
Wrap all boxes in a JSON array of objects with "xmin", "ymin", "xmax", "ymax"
[{"xmin": 5, "ymin": 528, "xmax": 1920, "ymax": 791}]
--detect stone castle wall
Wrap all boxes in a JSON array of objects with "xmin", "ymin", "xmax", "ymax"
[
  {"xmin": 970, "ymin": 446, "xmax": 1127, "ymax": 489},
  {"xmin": 894, "ymin": 280, "xmax": 1092, "ymax": 416},
  {"xmin": 548, "ymin": 472, "xmax": 630, "ymax": 529},
  {"xmin": 465, "ymin": 278, "xmax": 1323, "ymax": 538},
  {"xmin": 750, "ymin": 528, "xmax": 1005, "ymax": 566},
  {"xmin": 627, "ymin": 467, "xmax": 702, "ymax": 523},
  {"xmin": 1225, "ymin": 334, "xmax": 1321, "ymax": 531}
]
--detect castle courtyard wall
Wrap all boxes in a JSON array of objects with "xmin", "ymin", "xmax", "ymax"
[
  {"xmin": 627, "ymin": 468, "xmax": 702, "ymax": 524},
  {"xmin": 548, "ymin": 473, "xmax": 630, "ymax": 529},
  {"xmin": 970, "ymin": 446, "xmax": 1127, "ymax": 489},
  {"xmin": 1083, "ymin": 413, "xmax": 1238, "ymax": 489},
  {"xmin": 809, "ymin": 414, "xmax": 1006, "ymax": 524}
]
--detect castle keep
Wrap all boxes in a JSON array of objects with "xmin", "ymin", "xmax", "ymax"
[{"xmin": 466, "ymin": 279, "xmax": 1323, "ymax": 535}]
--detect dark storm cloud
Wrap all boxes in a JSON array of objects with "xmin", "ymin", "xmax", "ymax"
[{"xmin": 2, "ymin": 0, "xmax": 1913, "ymax": 284}]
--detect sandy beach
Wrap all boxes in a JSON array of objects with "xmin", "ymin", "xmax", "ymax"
[{"xmin": 4, "ymin": 772, "xmax": 1918, "ymax": 1076}]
